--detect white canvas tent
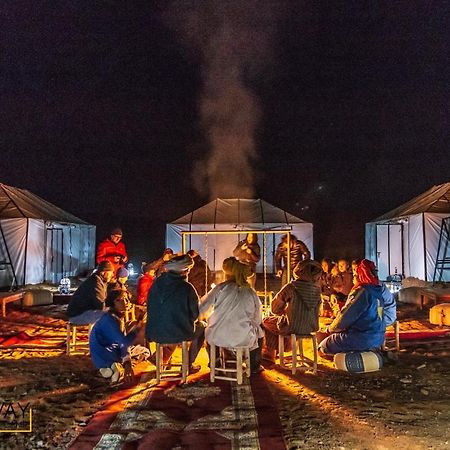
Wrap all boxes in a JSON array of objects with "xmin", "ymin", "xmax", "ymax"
[
  {"xmin": 365, "ymin": 182, "xmax": 450, "ymax": 281},
  {"xmin": 0, "ymin": 183, "xmax": 96, "ymax": 288},
  {"xmin": 166, "ymin": 198, "xmax": 314, "ymax": 272}
]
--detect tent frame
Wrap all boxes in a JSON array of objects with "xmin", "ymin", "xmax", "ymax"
[
  {"xmin": 0, "ymin": 222, "xmax": 19, "ymax": 290},
  {"xmin": 433, "ymin": 216, "xmax": 450, "ymax": 283},
  {"xmin": 181, "ymin": 229, "xmax": 293, "ymax": 312}
]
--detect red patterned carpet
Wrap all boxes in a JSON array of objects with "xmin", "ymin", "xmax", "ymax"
[{"xmin": 70, "ymin": 372, "xmax": 286, "ymax": 450}]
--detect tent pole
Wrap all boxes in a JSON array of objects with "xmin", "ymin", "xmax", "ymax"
[
  {"xmin": 286, "ymin": 232, "xmax": 291, "ymax": 284},
  {"xmin": 182, "ymin": 233, "xmax": 186, "ymax": 254},
  {"xmin": 23, "ymin": 218, "xmax": 29, "ymax": 286},
  {"xmin": 204, "ymin": 232, "xmax": 208, "ymax": 296}
]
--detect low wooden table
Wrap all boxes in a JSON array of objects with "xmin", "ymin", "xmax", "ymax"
[{"xmin": 0, "ymin": 291, "xmax": 24, "ymax": 318}]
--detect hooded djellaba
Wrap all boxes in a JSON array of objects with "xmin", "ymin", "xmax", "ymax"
[
  {"xmin": 262, "ymin": 260, "xmax": 322, "ymax": 354},
  {"xmin": 145, "ymin": 254, "xmax": 199, "ymax": 344}
]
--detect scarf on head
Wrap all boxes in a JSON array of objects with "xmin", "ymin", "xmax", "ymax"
[
  {"xmin": 354, "ymin": 259, "xmax": 379, "ymax": 289},
  {"xmin": 222, "ymin": 257, "xmax": 251, "ymax": 288}
]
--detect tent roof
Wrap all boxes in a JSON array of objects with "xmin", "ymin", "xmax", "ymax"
[
  {"xmin": 0, "ymin": 183, "xmax": 90, "ymax": 224},
  {"xmin": 171, "ymin": 198, "xmax": 309, "ymax": 227},
  {"xmin": 374, "ymin": 182, "xmax": 450, "ymax": 222}
]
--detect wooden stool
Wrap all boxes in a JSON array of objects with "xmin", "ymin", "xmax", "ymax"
[
  {"xmin": 278, "ymin": 333, "xmax": 318, "ymax": 375},
  {"xmin": 383, "ymin": 321, "xmax": 400, "ymax": 351},
  {"xmin": 155, "ymin": 342, "xmax": 188, "ymax": 384},
  {"xmin": 66, "ymin": 322, "xmax": 92, "ymax": 355},
  {"xmin": 209, "ymin": 344, "xmax": 251, "ymax": 385}
]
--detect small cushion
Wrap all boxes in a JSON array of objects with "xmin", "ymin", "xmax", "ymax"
[
  {"xmin": 23, "ymin": 289, "xmax": 53, "ymax": 306},
  {"xmin": 334, "ymin": 351, "xmax": 383, "ymax": 373},
  {"xmin": 429, "ymin": 303, "xmax": 450, "ymax": 326}
]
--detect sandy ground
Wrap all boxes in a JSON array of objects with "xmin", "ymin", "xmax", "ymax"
[{"xmin": 0, "ymin": 303, "xmax": 450, "ymax": 450}]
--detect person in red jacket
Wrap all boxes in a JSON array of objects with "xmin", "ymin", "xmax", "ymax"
[
  {"xmin": 96, "ymin": 228, "xmax": 128, "ymax": 275},
  {"xmin": 136, "ymin": 262, "xmax": 156, "ymax": 306}
]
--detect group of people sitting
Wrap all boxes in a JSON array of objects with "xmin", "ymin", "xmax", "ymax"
[
  {"xmin": 319, "ymin": 257, "xmax": 360, "ymax": 318},
  {"xmin": 66, "ymin": 227, "xmax": 396, "ymax": 384}
]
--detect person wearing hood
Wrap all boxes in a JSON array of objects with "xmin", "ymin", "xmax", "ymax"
[
  {"xmin": 318, "ymin": 259, "xmax": 387, "ymax": 355},
  {"xmin": 262, "ymin": 259, "xmax": 322, "ymax": 363},
  {"xmin": 199, "ymin": 257, "xmax": 265, "ymax": 374},
  {"xmin": 145, "ymin": 254, "xmax": 204, "ymax": 374}
]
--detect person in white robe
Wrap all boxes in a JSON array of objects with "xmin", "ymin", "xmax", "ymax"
[{"xmin": 200, "ymin": 257, "xmax": 264, "ymax": 373}]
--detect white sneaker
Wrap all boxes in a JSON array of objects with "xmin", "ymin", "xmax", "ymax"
[{"xmin": 99, "ymin": 367, "xmax": 113, "ymax": 378}]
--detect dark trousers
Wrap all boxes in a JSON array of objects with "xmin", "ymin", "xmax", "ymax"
[{"xmin": 262, "ymin": 316, "xmax": 292, "ymax": 353}]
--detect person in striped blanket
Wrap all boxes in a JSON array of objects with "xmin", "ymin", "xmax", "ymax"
[{"xmin": 262, "ymin": 259, "xmax": 322, "ymax": 363}]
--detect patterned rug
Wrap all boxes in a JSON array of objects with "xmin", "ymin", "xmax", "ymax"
[{"xmin": 70, "ymin": 372, "xmax": 286, "ymax": 449}]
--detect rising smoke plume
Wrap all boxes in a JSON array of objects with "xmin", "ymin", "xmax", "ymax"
[{"xmin": 165, "ymin": 1, "xmax": 276, "ymax": 199}]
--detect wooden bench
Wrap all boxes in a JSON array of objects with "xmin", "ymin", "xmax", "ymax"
[{"xmin": 0, "ymin": 291, "xmax": 24, "ymax": 318}]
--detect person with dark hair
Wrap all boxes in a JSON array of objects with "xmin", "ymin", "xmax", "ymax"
[
  {"xmin": 199, "ymin": 257, "xmax": 265, "ymax": 374},
  {"xmin": 329, "ymin": 258, "xmax": 354, "ymax": 316},
  {"xmin": 67, "ymin": 260, "xmax": 115, "ymax": 324},
  {"xmin": 320, "ymin": 258, "xmax": 335, "ymax": 317},
  {"xmin": 109, "ymin": 267, "xmax": 131, "ymax": 296},
  {"xmin": 319, "ymin": 259, "xmax": 387, "ymax": 355},
  {"xmin": 186, "ymin": 249, "xmax": 213, "ymax": 297},
  {"xmin": 275, "ymin": 234, "xmax": 311, "ymax": 286},
  {"xmin": 262, "ymin": 260, "xmax": 322, "ymax": 363},
  {"xmin": 136, "ymin": 262, "xmax": 156, "ymax": 306},
  {"xmin": 146, "ymin": 254, "xmax": 205, "ymax": 374},
  {"xmin": 233, "ymin": 233, "xmax": 261, "ymax": 288},
  {"xmin": 90, "ymin": 290, "xmax": 148, "ymax": 384},
  {"xmin": 96, "ymin": 228, "xmax": 128, "ymax": 275}
]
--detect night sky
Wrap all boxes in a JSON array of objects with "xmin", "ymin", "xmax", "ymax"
[{"xmin": 1, "ymin": 1, "xmax": 449, "ymax": 265}]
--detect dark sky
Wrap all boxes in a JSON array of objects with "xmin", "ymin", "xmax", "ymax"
[{"xmin": 1, "ymin": 1, "xmax": 449, "ymax": 264}]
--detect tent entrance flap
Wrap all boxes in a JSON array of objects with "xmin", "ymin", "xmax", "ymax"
[
  {"xmin": 376, "ymin": 223, "xmax": 404, "ymax": 281},
  {"xmin": 46, "ymin": 228, "xmax": 63, "ymax": 283}
]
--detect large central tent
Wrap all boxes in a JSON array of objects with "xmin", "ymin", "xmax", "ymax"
[
  {"xmin": 166, "ymin": 198, "xmax": 314, "ymax": 273},
  {"xmin": 0, "ymin": 183, "xmax": 96, "ymax": 288}
]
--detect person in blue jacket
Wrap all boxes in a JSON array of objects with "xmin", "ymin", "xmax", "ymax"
[
  {"xmin": 90, "ymin": 289, "xmax": 144, "ymax": 383},
  {"xmin": 319, "ymin": 259, "xmax": 387, "ymax": 355}
]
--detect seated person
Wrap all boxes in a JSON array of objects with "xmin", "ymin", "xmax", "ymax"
[
  {"xmin": 89, "ymin": 290, "xmax": 147, "ymax": 384},
  {"xmin": 136, "ymin": 262, "xmax": 156, "ymax": 306},
  {"xmin": 329, "ymin": 258, "xmax": 354, "ymax": 317},
  {"xmin": 146, "ymin": 254, "xmax": 204, "ymax": 374},
  {"xmin": 319, "ymin": 259, "xmax": 387, "ymax": 355},
  {"xmin": 67, "ymin": 260, "xmax": 115, "ymax": 324},
  {"xmin": 109, "ymin": 267, "xmax": 132, "ymax": 299},
  {"xmin": 199, "ymin": 257, "xmax": 264, "ymax": 374},
  {"xmin": 319, "ymin": 258, "xmax": 335, "ymax": 317},
  {"xmin": 262, "ymin": 259, "xmax": 322, "ymax": 363}
]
